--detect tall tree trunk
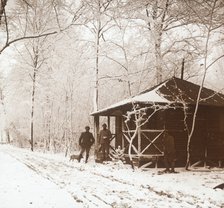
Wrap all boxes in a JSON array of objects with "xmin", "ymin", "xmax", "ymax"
[
  {"xmin": 185, "ymin": 0, "xmax": 217, "ymax": 170},
  {"xmin": 93, "ymin": 1, "xmax": 101, "ymax": 112},
  {"xmin": 146, "ymin": 0, "xmax": 169, "ymax": 84},
  {"xmin": 64, "ymin": 92, "xmax": 69, "ymax": 157},
  {"xmin": 47, "ymin": 104, "xmax": 52, "ymax": 151},
  {"xmin": 31, "ymin": 68, "xmax": 37, "ymax": 151},
  {"xmin": 70, "ymin": 89, "xmax": 74, "ymax": 148},
  {"xmin": 0, "ymin": 0, "xmax": 7, "ymax": 25},
  {"xmin": 155, "ymin": 40, "xmax": 162, "ymax": 84},
  {"xmin": 0, "ymin": 88, "xmax": 10, "ymax": 143},
  {"xmin": 30, "ymin": 44, "xmax": 39, "ymax": 151},
  {"xmin": 94, "ymin": 36, "xmax": 100, "ymax": 112}
]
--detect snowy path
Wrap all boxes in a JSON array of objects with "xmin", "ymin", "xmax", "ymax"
[
  {"xmin": 0, "ymin": 150, "xmax": 78, "ymax": 208},
  {"xmin": 1, "ymin": 145, "xmax": 224, "ymax": 208}
]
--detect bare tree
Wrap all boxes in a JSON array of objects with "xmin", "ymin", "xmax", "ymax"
[
  {"xmin": 118, "ymin": 0, "xmax": 204, "ymax": 84},
  {"xmin": 15, "ymin": 0, "xmax": 59, "ymax": 151},
  {"xmin": 0, "ymin": 0, "xmax": 85, "ymax": 150},
  {"xmin": 102, "ymin": 40, "xmax": 133, "ymax": 96},
  {"xmin": 124, "ymin": 103, "xmax": 171, "ymax": 169},
  {"xmin": 0, "ymin": 0, "xmax": 7, "ymax": 25},
  {"xmin": 185, "ymin": 0, "xmax": 224, "ymax": 169},
  {"xmin": 82, "ymin": 0, "xmax": 117, "ymax": 111}
]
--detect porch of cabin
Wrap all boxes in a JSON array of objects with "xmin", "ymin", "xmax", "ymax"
[
  {"xmin": 92, "ymin": 105, "xmax": 224, "ymax": 168},
  {"xmin": 92, "ymin": 109, "xmax": 167, "ymax": 168}
]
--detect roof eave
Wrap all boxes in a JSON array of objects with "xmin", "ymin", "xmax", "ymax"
[{"xmin": 90, "ymin": 100, "xmax": 171, "ymax": 116}]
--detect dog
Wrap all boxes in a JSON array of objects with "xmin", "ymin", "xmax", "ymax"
[
  {"xmin": 213, "ymin": 183, "xmax": 224, "ymax": 190},
  {"xmin": 69, "ymin": 154, "xmax": 83, "ymax": 162}
]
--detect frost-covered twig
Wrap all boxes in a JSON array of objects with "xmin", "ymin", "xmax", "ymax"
[{"xmin": 123, "ymin": 101, "xmax": 172, "ymax": 169}]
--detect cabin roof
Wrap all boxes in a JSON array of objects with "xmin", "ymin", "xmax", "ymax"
[{"xmin": 91, "ymin": 77, "xmax": 224, "ymax": 116}]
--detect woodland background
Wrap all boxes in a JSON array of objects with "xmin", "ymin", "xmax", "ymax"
[{"xmin": 0, "ymin": 0, "xmax": 224, "ymax": 154}]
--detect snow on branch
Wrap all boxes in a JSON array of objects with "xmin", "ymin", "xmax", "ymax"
[{"xmin": 123, "ymin": 101, "xmax": 173, "ymax": 170}]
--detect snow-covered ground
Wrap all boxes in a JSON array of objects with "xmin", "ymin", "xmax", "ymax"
[{"xmin": 0, "ymin": 145, "xmax": 223, "ymax": 208}]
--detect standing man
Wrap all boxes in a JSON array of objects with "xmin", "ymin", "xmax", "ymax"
[
  {"xmin": 99, "ymin": 123, "xmax": 112, "ymax": 161},
  {"xmin": 163, "ymin": 131, "xmax": 177, "ymax": 173},
  {"xmin": 78, "ymin": 126, "xmax": 95, "ymax": 163}
]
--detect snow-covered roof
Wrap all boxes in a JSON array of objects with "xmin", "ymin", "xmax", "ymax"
[
  {"xmin": 131, "ymin": 84, "xmax": 169, "ymax": 103},
  {"xmin": 91, "ymin": 77, "xmax": 224, "ymax": 116}
]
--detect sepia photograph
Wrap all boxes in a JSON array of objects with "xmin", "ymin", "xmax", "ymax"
[{"xmin": 0, "ymin": 0, "xmax": 224, "ymax": 207}]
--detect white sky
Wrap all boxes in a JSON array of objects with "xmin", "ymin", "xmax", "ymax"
[{"xmin": 0, "ymin": 45, "xmax": 16, "ymax": 77}]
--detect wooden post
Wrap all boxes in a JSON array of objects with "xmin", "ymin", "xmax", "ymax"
[
  {"xmin": 138, "ymin": 126, "xmax": 141, "ymax": 154},
  {"xmin": 115, "ymin": 116, "xmax": 122, "ymax": 148},
  {"xmin": 181, "ymin": 58, "xmax": 185, "ymax": 80},
  {"xmin": 204, "ymin": 147, "xmax": 207, "ymax": 167},
  {"xmin": 137, "ymin": 113, "xmax": 141, "ymax": 154},
  {"xmin": 107, "ymin": 116, "xmax": 111, "ymax": 130},
  {"xmin": 94, "ymin": 115, "xmax": 99, "ymax": 158}
]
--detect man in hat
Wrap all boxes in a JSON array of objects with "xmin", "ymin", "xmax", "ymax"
[
  {"xmin": 99, "ymin": 123, "xmax": 112, "ymax": 161},
  {"xmin": 78, "ymin": 126, "xmax": 95, "ymax": 163},
  {"xmin": 163, "ymin": 131, "xmax": 177, "ymax": 173}
]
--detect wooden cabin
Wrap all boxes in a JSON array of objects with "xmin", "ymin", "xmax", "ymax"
[{"xmin": 91, "ymin": 77, "xmax": 224, "ymax": 168}]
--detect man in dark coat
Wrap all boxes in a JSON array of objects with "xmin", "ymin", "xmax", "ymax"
[
  {"xmin": 99, "ymin": 123, "xmax": 112, "ymax": 161},
  {"xmin": 163, "ymin": 131, "xmax": 177, "ymax": 173},
  {"xmin": 78, "ymin": 126, "xmax": 95, "ymax": 163}
]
